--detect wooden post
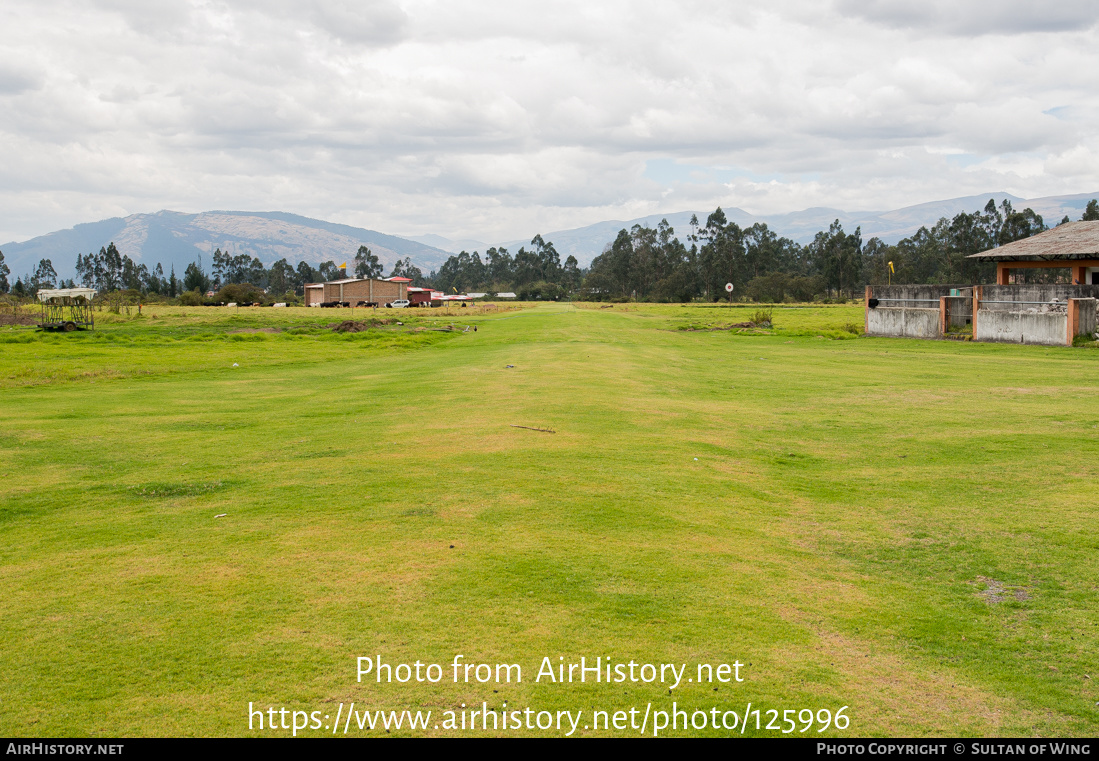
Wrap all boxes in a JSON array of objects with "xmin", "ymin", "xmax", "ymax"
[
  {"xmin": 997, "ymin": 264, "xmax": 1010, "ymax": 285},
  {"xmin": 939, "ymin": 296, "xmax": 948, "ymax": 337},
  {"xmin": 1067, "ymin": 298, "xmax": 1078, "ymax": 346}
]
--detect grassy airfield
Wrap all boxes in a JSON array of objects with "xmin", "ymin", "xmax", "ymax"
[{"xmin": 1, "ymin": 302, "xmax": 1097, "ymax": 737}]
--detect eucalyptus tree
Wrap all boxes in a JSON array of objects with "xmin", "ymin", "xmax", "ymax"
[{"xmin": 354, "ymin": 245, "xmax": 383, "ymax": 279}]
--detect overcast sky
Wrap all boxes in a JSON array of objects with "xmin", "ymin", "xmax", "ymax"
[{"xmin": 2, "ymin": 0, "xmax": 1098, "ymax": 244}]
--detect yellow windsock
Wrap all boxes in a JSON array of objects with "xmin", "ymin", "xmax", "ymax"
[
  {"xmin": 888, "ymin": 261, "xmax": 895, "ymax": 273},
  {"xmin": 339, "ymin": 262, "xmax": 347, "ymax": 269}
]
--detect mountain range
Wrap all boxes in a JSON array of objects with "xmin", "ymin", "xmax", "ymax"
[
  {"xmin": 0, "ymin": 210, "xmax": 452, "ymax": 282},
  {"xmin": 4, "ymin": 192, "xmax": 1098, "ymax": 281},
  {"xmin": 491, "ymin": 191, "xmax": 1099, "ymax": 265}
]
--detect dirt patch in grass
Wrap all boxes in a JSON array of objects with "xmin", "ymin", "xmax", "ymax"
[
  {"xmin": 976, "ymin": 576, "xmax": 1032, "ymax": 603},
  {"xmin": 127, "ymin": 481, "xmax": 229, "ymax": 498},
  {"xmin": 329, "ymin": 319, "xmax": 397, "ymax": 332},
  {"xmin": 0, "ymin": 314, "xmax": 39, "ymax": 326},
  {"xmin": 679, "ymin": 321, "xmax": 770, "ymax": 332}
]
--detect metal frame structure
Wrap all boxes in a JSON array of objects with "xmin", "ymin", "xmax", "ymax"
[{"xmin": 37, "ymin": 288, "xmax": 98, "ymax": 331}]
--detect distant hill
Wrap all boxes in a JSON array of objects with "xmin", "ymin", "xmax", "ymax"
[
  {"xmin": 0, "ymin": 210, "xmax": 451, "ymax": 280},
  {"xmin": 406, "ymin": 233, "xmax": 490, "ymax": 254},
  {"xmin": 6, "ymin": 193, "xmax": 1099, "ymax": 279},
  {"xmin": 492, "ymin": 192, "xmax": 1099, "ymax": 267}
]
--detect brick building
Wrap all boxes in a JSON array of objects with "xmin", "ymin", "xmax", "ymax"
[{"xmin": 304, "ymin": 277, "xmax": 408, "ymax": 306}]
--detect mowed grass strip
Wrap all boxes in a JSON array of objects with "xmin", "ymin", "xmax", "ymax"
[{"xmin": 0, "ymin": 303, "xmax": 1097, "ymax": 736}]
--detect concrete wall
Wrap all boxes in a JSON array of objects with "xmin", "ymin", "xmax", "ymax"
[
  {"xmin": 973, "ymin": 289, "xmax": 1097, "ymax": 347},
  {"xmin": 869, "ymin": 285, "xmax": 971, "ymax": 308},
  {"xmin": 974, "ymin": 296, "xmax": 1095, "ymax": 346},
  {"xmin": 976, "ymin": 310, "xmax": 1068, "ymax": 346},
  {"xmin": 866, "ymin": 285, "xmax": 971, "ymax": 338},
  {"xmin": 1076, "ymin": 298, "xmax": 1098, "ymax": 338},
  {"xmin": 978, "ymin": 284, "xmax": 1099, "ymax": 311},
  {"xmin": 867, "ymin": 307, "xmax": 941, "ymax": 339},
  {"xmin": 865, "ymin": 283, "xmax": 1098, "ymax": 346}
]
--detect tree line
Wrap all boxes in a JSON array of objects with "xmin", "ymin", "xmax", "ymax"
[
  {"xmin": 0, "ymin": 242, "xmax": 428, "ymax": 302},
  {"xmin": 429, "ymin": 235, "xmax": 582, "ymax": 299},
  {"xmin": 419, "ymin": 198, "xmax": 1096, "ymax": 302},
  {"xmin": 578, "ymin": 198, "xmax": 1086, "ymax": 302},
  {"xmin": 1, "ymin": 198, "xmax": 1096, "ymax": 301}
]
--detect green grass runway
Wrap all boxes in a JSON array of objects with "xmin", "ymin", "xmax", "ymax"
[{"xmin": 1, "ymin": 302, "xmax": 1097, "ymax": 736}]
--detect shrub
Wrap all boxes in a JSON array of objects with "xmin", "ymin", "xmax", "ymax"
[
  {"xmin": 750, "ymin": 307, "xmax": 773, "ymax": 328},
  {"xmin": 215, "ymin": 283, "xmax": 266, "ymax": 304},
  {"xmin": 787, "ymin": 275, "xmax": 824, "ymax": 303},
  {"xmin": 745, "ymin": 273, "xmax": 824, "ymax": 304},
  {"xmin": 745, "ymin": 273, "xmax": 788, "ymax": 303}
]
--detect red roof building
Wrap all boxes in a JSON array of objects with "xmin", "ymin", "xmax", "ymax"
[{"xmin": 407, "ymin": 286, "xmax": 433, "ymax": 305}]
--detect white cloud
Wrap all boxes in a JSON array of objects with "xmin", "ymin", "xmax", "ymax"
[
  {"xmin": 833, "ymin": 0, "xmax": 1098, "ymax": 36},
  {"xmin": 0, "ymin": 0, "xmax": 1098, "ymax": 245}
]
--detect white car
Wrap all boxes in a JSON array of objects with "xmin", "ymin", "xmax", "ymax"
[{"xmin": 387, "ymin": 299, "xmax": 410, "ymax": 308}]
